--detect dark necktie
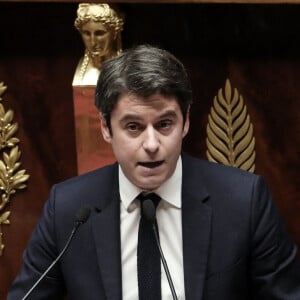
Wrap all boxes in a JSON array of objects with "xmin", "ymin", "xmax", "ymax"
[{"xmin": 137, "ymin": 193, "xmax": 162, "ymax": 300}]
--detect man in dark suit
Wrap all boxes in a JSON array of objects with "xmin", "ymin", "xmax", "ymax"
[{"xmin": 8, "ymin": 45, "xmax": 300, "ymax": 299}]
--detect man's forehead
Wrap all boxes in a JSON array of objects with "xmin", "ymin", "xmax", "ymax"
[
  {"xmin": 118, "ymin": 109, "xmax": 179, "ymax": 122},
  {"xmin": 116, "ymin": 92, "xmax": 178, "ymax": 105},
  {"xmin": 111, "ymin": 93, "xmax": 181, "ymax": 120}
]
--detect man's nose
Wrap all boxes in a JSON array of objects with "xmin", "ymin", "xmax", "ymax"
[{"xmin": 142, "ymin": 127, "xmax": 160, "ymax": 152}]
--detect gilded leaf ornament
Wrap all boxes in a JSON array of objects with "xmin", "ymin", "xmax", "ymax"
[
  {"xmin": 206, "ymin": 79, "xmax": 256, "ymax": 173},
  {"xmin": 0, "ymin": 82, "xmax": 29, "ymax": 256}
]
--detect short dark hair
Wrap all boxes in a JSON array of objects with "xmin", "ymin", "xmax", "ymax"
[{"xmin": 95, "ymin": 44, "xmax": 193, "ymax": 130}]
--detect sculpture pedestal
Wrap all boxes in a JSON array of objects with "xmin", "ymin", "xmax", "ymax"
[{"xmin": 73, "ymin": 86, "xmax": 115, "ymax": 175}]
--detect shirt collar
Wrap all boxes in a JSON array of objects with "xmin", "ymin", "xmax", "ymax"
[{"xmin": 119, "ymin": 156, "xmax": 182, "ymax": 212}]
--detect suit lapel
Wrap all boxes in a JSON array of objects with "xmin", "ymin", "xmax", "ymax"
[
  {"xmin": 182, "ymin": 155, "xmax": 212, "ymax": 300},
  {"xmin": 91, "ymin": 168, "xmax": 122, "ymax": 300}
]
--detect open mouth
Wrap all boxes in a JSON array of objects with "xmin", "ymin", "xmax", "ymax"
[{"xmin": 138, "ymin": 161, "xmax": 164, "ymax": 169}]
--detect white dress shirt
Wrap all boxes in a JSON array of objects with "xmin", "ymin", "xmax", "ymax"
[{"xmin": 119, "ymin": 157, "xmax": 185, "ymax": 299}]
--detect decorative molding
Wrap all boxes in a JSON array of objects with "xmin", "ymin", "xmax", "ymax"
[
  {"xmin": 0, "ymin": 82, "xmax": 30, "ymax": 256},
  {"xmin": 1, "ymin": 1, "xmax": 300, "ymax": 3},
  {"xmin": 206, "ymin": 79, "xmax": 256, "ymax": 173}
]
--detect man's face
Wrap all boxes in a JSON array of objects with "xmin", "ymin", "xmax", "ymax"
[
  {"xmin": 80, "ymin": 21, "xmax": 113, "ymax": 58},
  {"xmin": 101, "ymin": 93, "xmax": 189, "ymax": 191}
]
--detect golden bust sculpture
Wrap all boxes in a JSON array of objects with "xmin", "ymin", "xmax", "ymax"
[{"xmin": 72, "ymin": 3, "xmax": 124, "ymax": 86}]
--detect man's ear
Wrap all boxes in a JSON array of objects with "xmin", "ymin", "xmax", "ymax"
[
  {"xmin": 182, "ymin": 106, "xmax": 190, "ymax": 138},
  {"xmin": 100, "ymin": 114, "xmax": 112, "ymax": 143}
]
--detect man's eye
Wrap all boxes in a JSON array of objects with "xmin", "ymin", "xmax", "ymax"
[
  {"xmin": 158, "ymin": 120, "xmax": 172, "ymax": 129},
  {"xmin": 127, "ymin": 123, "xmax": 139, "ymax": 132}
]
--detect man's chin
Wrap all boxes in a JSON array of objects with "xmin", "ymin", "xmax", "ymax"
[{"xmin": 136, "ymin": 178, "xmax": 164, "ymax": 191}]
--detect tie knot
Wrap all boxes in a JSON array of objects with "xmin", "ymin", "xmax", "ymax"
[
  {"xmin": 138, "ymin": 193, "xmax": 161, "ymax": 208},
  {"xmin": 138, "ymin": 193, "xmax": 161, "ymax": 222}
]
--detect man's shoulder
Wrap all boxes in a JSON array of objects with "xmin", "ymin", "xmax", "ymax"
[
  {"xmin": 182, "ymin": 153, "xmax": 257, "ymax": 180},
  {"xmin": 59, "ymin": 163, "xmax": 117, "ymax": 185},
  {"xmin": 181, "ymin": 153, "xmax": 260, "ymax": 196},
  {"xmin": 46, "ymin": 163, "xmax": 119, "ymax": 214},
  {"xmin": 52, "ymin": 162, "xmax": 119, "ymax": 197}
]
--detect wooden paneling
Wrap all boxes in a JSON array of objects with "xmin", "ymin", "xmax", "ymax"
[
  {"xmin": 0, "ymin": 2, "xmax": 299, "ymax": 298},
  {"xmin": 0, "ymin": 3, "xmax": 79, "ymax": 298}
]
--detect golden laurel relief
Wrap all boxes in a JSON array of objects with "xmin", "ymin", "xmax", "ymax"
[
  {"xmin": 206, "ymin": 79, "xmax": 256, "ymax": 173},
  {"xmin": 0, "ymin": 82, "xmax": 29, "ymax": 256}
]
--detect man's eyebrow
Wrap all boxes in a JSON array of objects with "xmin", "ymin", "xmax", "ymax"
[
  {"xmin": 119, "ymin": 110, "xmax": 178, "ymax": 123},
  {"xmin": 119, "ymin": 114, "xmax": 143, "ymax": 123},
  {"xmin": 159, "ymin": 110, "xmax": 178, "ymax": 119}
]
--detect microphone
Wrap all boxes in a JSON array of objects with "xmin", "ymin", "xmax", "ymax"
[
  {"xmin": 142, "ymin": 199, "xmax": 178, "ymax": 300},
  {"xmin": 21, "ymin": 206, "xmax": 91, "ymax": 300}
]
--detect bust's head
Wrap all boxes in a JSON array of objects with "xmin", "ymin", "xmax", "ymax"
[{"xmin": 75, "ymin": 3, "xmax": 124, "ymax": 64}]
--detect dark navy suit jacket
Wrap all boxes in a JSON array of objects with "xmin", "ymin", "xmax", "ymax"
[{"xmin": 8, "ymin": 154, "xmax": 300, "ymax": 299}]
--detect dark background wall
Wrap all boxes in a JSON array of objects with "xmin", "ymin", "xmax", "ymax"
[{"xmin": 0, "ymin": 2, "xmax": 299, "ymax": 298}]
